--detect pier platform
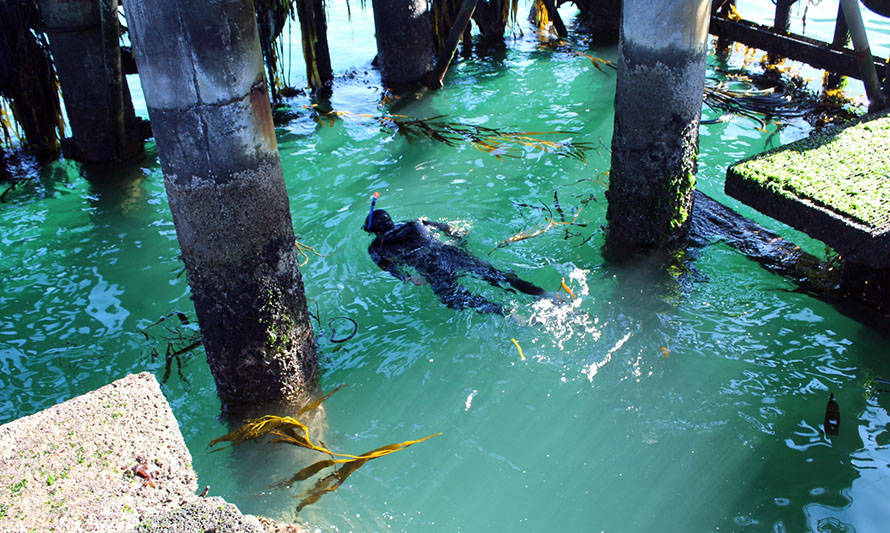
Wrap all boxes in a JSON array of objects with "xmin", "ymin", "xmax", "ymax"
[{"xmin": 726, "ymin": 111, "xmax": 890, "ymax": 270}]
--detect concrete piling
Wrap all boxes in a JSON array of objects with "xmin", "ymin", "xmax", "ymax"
[
  {"xmin": 605, "ymin": 0, "xmax": 712, "ymax": 259},
  {"xmin": 122, "ymin": 0, "xmax": 317, "ymax": 408},
  {"xmin": 371, "ymin": 0, "xmax": 436, "ymax": 87}
]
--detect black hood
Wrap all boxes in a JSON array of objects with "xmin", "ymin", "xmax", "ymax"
[{"xmin": 363, "ymin": 208, "xmax": 395, "ymax": 234}]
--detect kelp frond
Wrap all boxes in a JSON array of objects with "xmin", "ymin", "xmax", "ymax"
[
  {"xmin": 575, "ymin": 52, "xmax": 615, "ymax": 73},
  {"xmin": 296, "ymin": 383, "xmax": 346, "ymax": 417},
  {"xmin": 139, "ymin": 311, "xmax": 201, "ymax": 384},
  {"xmin": 293, "ymin": 433, "xmax": 441, "ymax": 511},
  {"xmin": 533, "ymin": 0, "xmax": 550, "ymax": 29},
  {"xmin": 294, "ymin": 239, "xmax": 332, "ymax": 266},
  {"xmin": 703, "ymin": 81, "xmax": 805, "ymax": 128},
  {"xmin": 210, "ymin": 414, "xmax": 332, "ymax": 454},
  {"xmin": 256, "ymin": 0, "xmax": 332, "ymax": 98},
  {"xmin": 432, "ymin": 0, "xmax": 463, "ymax": 53},
  {"xmin": 699, "ymin": 66, "xmax": 856, "ymax": 128},
  {"xmin": 492, "ymin": 188, "xmax": 596, "ymax": 252},
  {"xmin": 210, "ymin": 385, "xmax": 440, "ymax": 512},
  {"xmin": 308, "ymin": 108, "xmax": 594, "ymax": 162}
]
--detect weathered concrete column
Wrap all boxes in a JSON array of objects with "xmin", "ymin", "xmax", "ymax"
[
  {"xmin": 36, "ymin": 0, "xmax": 143, "ymax": 163},
  {"xmin": 605, "ymin": 0, "xmax": 712, "ymax": 259},
  {"xmin": 122, "ymin": 0, "xmax": 317, "ymax": 407},
  {"xmin": 471, "ymin": 0, "xmax": 507, "ymax": 43},
  {"xmin": 371, "ymin": 0, "xmax": 435, "ymax": 87},
  {"xmin": 767, "ymin": 0, "xmax": 796, "ymax": 63},
  {"xmin": 713, "ymin": 0, "xmax": 736, "ymax": 56},
  {"xmin": 575, "ymin": 0, "xmax": 621, "ymax": 45}
]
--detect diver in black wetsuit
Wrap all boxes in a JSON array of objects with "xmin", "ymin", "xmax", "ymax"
[{"xmin": 362, "ymin": 194, "xmax": 547, "ymax": 314}]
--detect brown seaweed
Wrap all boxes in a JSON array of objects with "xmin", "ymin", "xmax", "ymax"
[
  {"xmin": 307, "ymin": 108, "xmax": 594, "ymax": 162},
  {"xmin": 210, "ymin": 384, "xmax": 440, "ymax": 512}
]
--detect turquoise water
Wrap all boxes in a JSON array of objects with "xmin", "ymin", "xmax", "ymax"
[{"xmin": 3, "ymin": 2, "xmax": 890, "ymax": 531}]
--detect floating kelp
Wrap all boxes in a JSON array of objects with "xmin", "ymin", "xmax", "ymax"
[
  {"xmin": 571, "ymin": 48, "xmax": 844, "ymax": 129},
  {"xmin": 305, "ymin": 299, "xmax": 358, "ymax": 345},
  {"xmin": 703, "ymin": 81, "xmax": 805, "ymax": 128},
  {"xmin": 492, "ymin": 188, "xmax": 595, "ymax": 252},
  {"xmin": 559, "ymin": 278, "xmax": 575, "ymax": 299},
  {"xmin": 139, "ymin": 312, "xmax": 202, "ymax": 384},
  {"xmin": 294, "ymin": 239, "xmax": 331, "ymax": 266},
  {"xmin": 510, "ymin": 337, "xmax": 526, "ymax": 360},
  {"xmin": 308, "ymin": 107, "xmax": 594, "ymax": 161},
  {"xmin": 575, "ymin": 52, "xmax": 615, "ymax": 73},
  {"xmin": 702, "ymin": 65, "xmax": 862, "ymax": 129},
  {"xmin": 209, "ymin": 385, "xmax": 440, "ymax": 512},
  {"xmin": 293, "ymin": 434, "xmax": 439, "ymax": 512}
]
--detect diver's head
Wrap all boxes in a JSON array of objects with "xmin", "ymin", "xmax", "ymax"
[
  {"xmin": 364, "ymin": 209, "xmax": 394, "ymax": 234},
  {"xmin": 363, "ymin": 192, "xmax": 394, "ymax": 234}
]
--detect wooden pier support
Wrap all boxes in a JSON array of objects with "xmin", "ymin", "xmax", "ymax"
[{"xmin": 708, "ymin": 12, "xmax": 888, "ymax": 86}]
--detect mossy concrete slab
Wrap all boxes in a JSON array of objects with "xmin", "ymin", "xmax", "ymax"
[
  {"xmin": 0, "ymin": 373, "xmax": 312, "ymax": 533},
  {"xmin": 0, "ymin": 373, "xmax": 198, "ymax": 532},
  {"xmin": 141, "ymin": 496, "xmax": 265, "ymax": 532},
  {"xmin": 726, "ymin": 111, "xmax": 890, "ymax": 268}
]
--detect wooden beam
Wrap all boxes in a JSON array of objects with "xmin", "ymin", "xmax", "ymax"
[
  {"xmin": 425, "ymin": 0, "xmax": 478, "ymax": 89},
  {"xmin": 709, "ymin": 14, "xmax": 887, "ymax": 81}
]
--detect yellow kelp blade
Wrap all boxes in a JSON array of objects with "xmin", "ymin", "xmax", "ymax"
[
  {"xmin": 296, "ymin": 384, "xmax": 347, "ymax": 418},
  {"xmin": 210, "ymin": 415, "xmax": 329, "ymax": 455},
  {"xmin": 560, "ymin": 278, "xmax": 575, "ymax": 299},
  {"xmin": 491, "ymin": 221, "xmax": 556, "ymax": 252},
  {"xmin": 269, "ymin": 430, "xmax": 336, "ymax": 456},
  {"xmin": 293, "ymin": 434, "xmax": 441, "ymax": 512},
  {"xmin": 328, "ymin": 432, "xmax": 442, "ymax": 462},
  {"xmin": 295, "ymin": 471, "xmax": 341, "ymax": 512},
  {"xmin": 210, "ymin": 415, "xmax": 304, "ymax": 447},
  {"xmin": 296, "ymin": 460, "xmax": 370, "ymax": 512},
  {"xmin": 211, "ymin": 383, "xmax": 347, "ymax": 450},
  {"xmin": 270, "ymin": 459, "xmax": 338, "ymax": 490},
  {"xmin": 510, "ymin": 338, "xmax": 526, "ymax": 361}
]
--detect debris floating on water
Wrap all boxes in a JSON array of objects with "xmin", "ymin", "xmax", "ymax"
[
  {"xmin": 510, "ymin": 338, "xmax": 526, "ymax": 361},
  {"xmin": 560, "ymin": 278, "xmax": 575, "ymax": 299}
]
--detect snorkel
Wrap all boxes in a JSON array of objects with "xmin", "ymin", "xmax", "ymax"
[{"xmin": 364, "ymin": 191, "xmax": 380, "ymax": 231}]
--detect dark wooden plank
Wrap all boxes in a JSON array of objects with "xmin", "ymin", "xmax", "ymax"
[{"xmin": 709, "ymin": 15, "xmax": 887, "ymax": 81}]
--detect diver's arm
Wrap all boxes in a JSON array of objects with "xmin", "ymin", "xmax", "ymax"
[
  {"xmin": 422, "ymin": 219, "xmax": 465, "ymax": 242},
  {"xmin": 378, "ymin": 259, "xmax": 426, "ymax": 285},
  {"xmin": 373, "ymin": 255, "xmax": 409, "ymax": 282},
  {"xmin": 370, "ymin": 246, "xmax": 413, "ymax": 282}
]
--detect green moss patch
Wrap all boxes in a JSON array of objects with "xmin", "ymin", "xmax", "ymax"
[{"xmin": 728, "ymin": 111, "xmax": 890, "ymax": 230}]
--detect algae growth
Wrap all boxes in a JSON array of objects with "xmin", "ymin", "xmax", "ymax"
[{"xmin": 728, "ymin": 111, "xmax": 890, "ymax": 230}]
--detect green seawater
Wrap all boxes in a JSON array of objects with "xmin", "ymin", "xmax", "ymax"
[{"xmin": 3, "ymin": 2, "xmax": 890, "ymax": 531}]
